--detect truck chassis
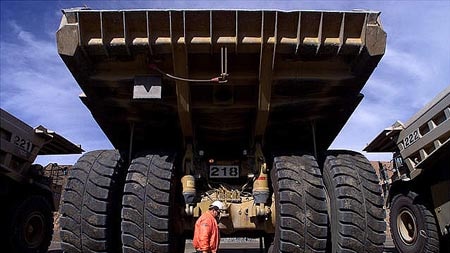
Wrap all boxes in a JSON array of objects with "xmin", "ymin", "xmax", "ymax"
[{"xmin": 57, "ymin": 9, "xmax": 387, "ymax": 253}]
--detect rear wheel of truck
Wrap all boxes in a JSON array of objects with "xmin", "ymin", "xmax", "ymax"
[
  {"xmin": 390, "ymin": 191, "xmax": 440, "ymax": 253},
  {"xmin": 60, "ymin": 150, "xmax": 125, "ymax": 253},
  {"xmin": 121, "ymin": 154, "xmax": 184, "ymax": 253},
  {"xmin": 322, "ymin": 151, "xmax": 386, "ymax": 253},
  {"xmin": 269, "ymin": 155, "xmax": 328, "ymax": 253},
  {"xmin": 7, "ymin": 195, "xmax": 53, "ymax": 253}
]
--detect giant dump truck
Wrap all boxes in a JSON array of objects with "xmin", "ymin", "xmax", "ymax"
[
  {"xmin": 365, "ymin": 86, "xmax": 450, "ymax": 253},
  {"xmin": 57, "ymin": 9, "xmax": 387, "ymax": 253},
  {"xmin": 0, "ymin": 108, "xmax": 83, "ymax": 253}
]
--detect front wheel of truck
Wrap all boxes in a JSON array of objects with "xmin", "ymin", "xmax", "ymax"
[
  {"xmin": 269, "ymin": 155, "xmax": 328, "ymax": 253},
  {"xmin": 60, "ymin": 150, "xmax": 125, "ymax": 253},
  {"xmin": 390, "ymin": 191, "xmax": 440, "ymax": 253},
  {"xmin": 121, "ymin": 154, "xmax": 184, "ymax": 253},
  {"xmin": 7, "ymin": 195, "xmax": 53, "ymax": 253},
  {"xmin": 322, "ymin": 150, "xmax": 386, "ymax": 253}
]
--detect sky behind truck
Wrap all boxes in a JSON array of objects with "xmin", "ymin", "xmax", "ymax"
[{"xmin": 1, "ymin": 0, "xmax": 449, "ymax": 165}]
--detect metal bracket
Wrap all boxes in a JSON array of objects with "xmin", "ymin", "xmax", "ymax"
[
  {"xmin": 220, "ymin": 47, "xmax": 229, "ymax": 83},
  {"xmin": 183, "ymin": 144, "xmax": 194, "ymax": 174}
]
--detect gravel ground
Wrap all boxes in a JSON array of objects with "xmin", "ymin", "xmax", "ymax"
[{"xmin": 49, "ymin": 233, "xmax": 398, "ymax": 253}]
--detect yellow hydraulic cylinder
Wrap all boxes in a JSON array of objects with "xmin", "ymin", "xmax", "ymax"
[
  {"xmin": 181, "ymin": 175, "xmax": 196, "ymax": 204},
  {"xmin": 253, "ymin": 163, "xmax": 270, "ymax": 205}
]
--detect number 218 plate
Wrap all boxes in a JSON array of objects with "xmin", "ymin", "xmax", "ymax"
[{"xmin": 209, "ymin": 165, "xmax": 239, "ymax": 178}]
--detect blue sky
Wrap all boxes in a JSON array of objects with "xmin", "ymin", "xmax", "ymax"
[{"xmin": 1, "ymin": 0, "xmax": 449, "ymax": 165}]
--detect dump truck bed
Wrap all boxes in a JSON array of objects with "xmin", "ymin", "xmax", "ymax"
[
  {"xmin": 57, "ymin": 9, "xmax": 386, "ymax": 155},
  {"xmin": 0, "ymin": 108, "xmax": 83, "ymax": 182},
  {"xmin": 365, "ymin": 86, "xmax": 450, "ymax": 177}
]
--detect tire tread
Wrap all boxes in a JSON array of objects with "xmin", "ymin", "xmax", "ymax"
[
  {"xmin": 60, "ymin": 150, "xmax": 124, "ymax": 253},
  {"xmin": 323, "ymin": 151, "xmax": 386, "ymax": 253},
  {"xmin": 271, "ymin": 155, "xmax": 328, "ymax": 253},
  {"xmin": 121, "ymin": 154, "xmax": 184, "ymax": 253}
]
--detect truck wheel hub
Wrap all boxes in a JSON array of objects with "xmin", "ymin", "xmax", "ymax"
[
  {"xmin": 397, "ymin": 208, "xmax": 417, "ymax": 244},
  {"xmin": 24, "ymin": 212, "xmax": 45, "ymax": 247}
]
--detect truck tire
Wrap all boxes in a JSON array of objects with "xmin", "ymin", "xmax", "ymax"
[
  {"xmin": 390, "ymin": 191, "xmax": 440, "ymax": 253},
  {"xmin": 121, "ymin": 154, "xmax": 184, "ymax": 253},
  {"xmin": 7, "ymin": 195, "xmax": 53, "ymax": 253},
  {"xmin": 269, "ymin": 155, "xmax": 328, "ymax": 253},
  {"xmin": 322, "ymin": 151, "xmax": 386, "ymax": 253},
  {"xmin": 60, "ymin": 150, "xmax": 125, "ymax": 253}
]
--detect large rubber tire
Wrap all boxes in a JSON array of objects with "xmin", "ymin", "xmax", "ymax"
[
  {"xmin": 121, "ymin": 154, "xmax": 184, "ymax": 253},
  {"xmin": 6, "ymin": 195, "xmax": 53, "ymax": 253},
  {"xmin": 60, "ymin": 150, "xmax": 125, "ymax": 253},
  {"xmin": 390, "ymin": 191, "xmax": 440, "ymax": 253},
  {"xmin": 322, "ymin": 151, "xmax": 386, "ymax": 253},
  {"xmin": 269, "ymin": 155, "xmax": 328, "ymax": 253}
]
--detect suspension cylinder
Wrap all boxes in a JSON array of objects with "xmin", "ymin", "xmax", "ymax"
[
  {"xmin": 252, "ymin": 163, "xmax": 270, "ymax": 204},
  {"xmin": 181, "ymin": 175, "xmax": 196, "ymax": 204}
]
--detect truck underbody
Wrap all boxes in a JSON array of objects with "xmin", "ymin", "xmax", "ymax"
[{"xmin": 57, "ymin": 9, "xmax": 387, "ymax": 252}]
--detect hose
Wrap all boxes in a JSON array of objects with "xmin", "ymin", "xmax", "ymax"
[{"xmin": 149, "ymin": 64, "xmax": 228, "ymax": 83}]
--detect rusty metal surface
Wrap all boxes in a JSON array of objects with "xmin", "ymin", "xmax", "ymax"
[{"xmin": 57, "ymin": 10, "xmax": 386, "ymax": 155}]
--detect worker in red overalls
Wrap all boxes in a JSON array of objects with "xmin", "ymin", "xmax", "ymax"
[{"xmin": 193, "ymin": 201, "xmax": 224, "ymax": 253}]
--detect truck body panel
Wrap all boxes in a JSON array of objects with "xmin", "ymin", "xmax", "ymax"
[
  {"xmin": 1, "ymin": 108, "xmax": 83, "ymax": 182},
  {"xmin": 57, "ymin": 9, "xmax": 386, "ymax": 156},
  {"xmin": 365, "ymin": 86, "xmax": 450, "ymax": 179},
  {"xmin": 366, "ymin": 86, "xmax": 450, "ymax": 240}
]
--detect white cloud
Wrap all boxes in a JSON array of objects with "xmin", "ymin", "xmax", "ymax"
[
  {"xmin": 331, "ymin": 40, "xmax": 449, "ymax": 161},
  {"xmin": 383, "ymin": 49, "xmax": 429, "ymax": 83},
  {"xmin": 1, "ymin": 19, "xmax": 112, "ymax": 166}
]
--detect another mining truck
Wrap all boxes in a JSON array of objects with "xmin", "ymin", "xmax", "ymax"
[
  {"xmin": 365, "ymin": 86, "xmax": 450, "ymax": 253},
  {"xmin": 57, "ymin": 9, "xmax": 387, "ymax": 253},
  {"xmin": 0, "ymin": 108, "xmax": 83, "ymax": 253}
]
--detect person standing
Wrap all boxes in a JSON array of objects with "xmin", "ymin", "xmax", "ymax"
[{"xmin": 193, "ymin": 201, "xmax": 224, "ymax": 253}]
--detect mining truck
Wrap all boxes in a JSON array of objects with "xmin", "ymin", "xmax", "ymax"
[
  {"xmin": 56, "ymin": 9, "xmax": 387, "ymax": 253},
  {"xmin": 365, "ymin": 86, "xmax": 450, "ymax": 252},
  {"xmin": 0, "ymin": 108, "xmax": 83, "ymax": 253}
]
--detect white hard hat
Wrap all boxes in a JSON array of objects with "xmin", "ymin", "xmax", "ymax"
[{"xmin": 210, "ymin": 200, "xmax": 224, "ymax": 210}]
